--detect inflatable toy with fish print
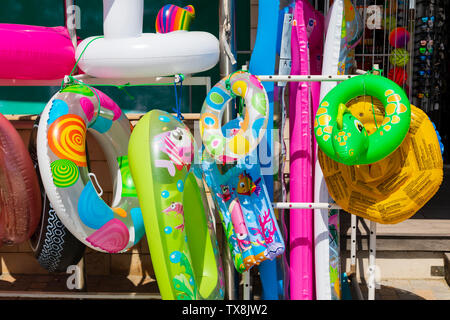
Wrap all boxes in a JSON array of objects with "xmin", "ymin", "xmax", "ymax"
[{"xmin": 202, "ymin": 118, "xmax": 285, "ymax": 273}]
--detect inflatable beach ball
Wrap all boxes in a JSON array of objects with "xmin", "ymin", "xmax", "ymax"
[
  {"xmin": 389, "ymin": 48, "xmax": 409, "ymax": 67},
  {"xmin": 389, "ymin": 27, "xmax": 410, "ymax": 48}
]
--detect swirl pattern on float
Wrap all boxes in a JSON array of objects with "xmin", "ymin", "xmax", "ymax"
[
  {"xmin": 50, "ymin": 159, "xmax": 79, "ymax": 188},
  {"xmin": 85, "ymin": 218, "xmax": 130, "ymax": 253},
  {"xmin": 48, "ymin": 114, "xmax": 87, "ymax": 167}
]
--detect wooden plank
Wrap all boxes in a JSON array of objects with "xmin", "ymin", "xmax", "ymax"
[
  {"xmin": 343, "ymin": 238, "xmax": 450, "ymax": 252},
  {"xmin": 344, "ymin": 218, "xmax": 450, "ymax": 237},
  {"xmin": 0, "ymin": 291, "xmax": 161, "ymax": 300}
]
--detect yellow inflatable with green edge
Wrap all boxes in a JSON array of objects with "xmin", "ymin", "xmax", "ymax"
[
  {"xmin": 319, "ymin": 96, "xmax": 443, "ymax": 224},
  {"xmin": 128, "ymin": 109, "xmax": 225, "ymax": 300}
]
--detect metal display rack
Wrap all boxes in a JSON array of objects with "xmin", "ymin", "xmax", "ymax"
[
  {"xmin": 257, "ymin": 73, "xmax": 379, "ymax": 301},
  {"xmin": 0, "ymin": 0, "xmax": 382, "ymax": 301},
  {"xmin": 0, "ymin": 70, "xmax": 379, "ymax": 302}
]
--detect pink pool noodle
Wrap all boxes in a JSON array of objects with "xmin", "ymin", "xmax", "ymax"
[{"xmin": 289, "ymin": 0, "xmax": 323, "ymax": 300}]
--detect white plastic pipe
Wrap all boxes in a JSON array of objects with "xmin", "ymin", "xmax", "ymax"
[
  {"xmin": 103, "ymin": 0, "xmax": 143, "ymax": 38},
  {"xmin": 257, "ymin": 74, "xmax": 358, "ymax": 82},
  {"xmin": 368, "ymin": 221, "xmax": 377, "ymax": 300},
  {"xmin": 272, "ymin": 202, "xmax": 342, "ymax": 210}
]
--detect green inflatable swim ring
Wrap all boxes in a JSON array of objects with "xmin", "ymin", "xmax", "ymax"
[
  {"xmin": 314, "ymin": 74, "xmax": 411, "ymax": 165},
  {"xmin": 128, "ymin": 110, "xmax": 225, "ymax": 300}
]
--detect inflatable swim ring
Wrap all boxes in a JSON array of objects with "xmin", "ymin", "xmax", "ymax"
[
  {"xmin": 200, "ymin": 71, "xmax": 269, "ymax": 162},
  {"xmin": 76, "ymin": 1, "xmax": 219, "ymax": 78},
  {"xmin": 29, "ymin": 118, "xmax": 85, "ymax": 272},
  {"xmin": 315, "ymin": 74, "xmax": 411, "ymax": 165},
  {"xmin": 0, "ymin": 113, "xmax": 41, "ymax": 245},
  {"xmin": 37, "ymin": 85, "xmax": 145, "ymax": 253},
  {"xmin": 0, "ymin": 24, "xmax": 76, "ymax": 80},
  {"xmin": 128, "ymin": 109, "xmax": 225, "ymax": 300},
  {"xmin": 319, "ymin": 99, "xmax": 443, "ymax": 224},
  {"xmin": 202, "ymin": 118, "xmax": 285, "ymax": 273}
]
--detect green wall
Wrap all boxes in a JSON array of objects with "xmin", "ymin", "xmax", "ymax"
[{"xmin": 0, "ymin": 0, "xmax": 250, "ymax": 115}]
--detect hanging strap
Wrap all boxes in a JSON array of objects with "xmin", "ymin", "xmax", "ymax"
[{"xmin": 172, "ymin": 74, "xmax": 185, "ymax": 121}]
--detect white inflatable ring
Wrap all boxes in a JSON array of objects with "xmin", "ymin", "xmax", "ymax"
[
  {"xmin": 37, "ymin": 84, "xmax": 145, "ymax": 253},
  {"xmin": 200, "ymin": 71, "xmax": 269, "ymax": 162}
]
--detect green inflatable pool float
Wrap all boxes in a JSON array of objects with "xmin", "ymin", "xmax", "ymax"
[
  {"xmin": 128, "ymin": 109, "xmax": 225, "ymax": 300},
  {"xmin": 314, "ymin": 74, "xmax": 411, "ymax": 165}
]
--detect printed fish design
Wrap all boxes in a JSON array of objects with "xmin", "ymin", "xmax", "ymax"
[
  {"xmin": 158, "ymin": 127, "xmax": 194, "ymax": 172},
  {"xmin": 163, "ymin": 202, "xmax": 185, "ymax": 232},
  {"xmin": 216, "ymin": 185, "xmax": 232, "ymax": 202},
  {"xmin": 229, "ymin": 198, "xmax": 247, "ymax": 238},
  {"xmin": 237, "ymin": 171, "xmax": 261, "ymax": 196}
]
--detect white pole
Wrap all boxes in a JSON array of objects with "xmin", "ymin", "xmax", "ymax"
[
  {"xmin": 350, "ymin": 215, "xmax": 357, "ymax": 273},
  {"xmin": 243, "ymin": 271, "xmax": 252, "ymax": 300},
  {"xmin": 272, "ymin": 202, "xmax": 342, "ymax": 210},
  {"xmin": 368, "ymin": 220, "xmax": 377, "ymax": 300},
  {"xmin": 350, "ymin": 214, "xmax": 364, "ymax": 300},
  {"xmin": 257, "ymin": 74, "xmax": 359, "ymax": 82}
]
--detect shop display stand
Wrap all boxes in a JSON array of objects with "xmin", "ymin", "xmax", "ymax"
[
  {"xmin": 0, "ymin": 1, "xmax": 382, "ymax": 301},
  {"xmin": 0, "ymin": 71, "xmax": 380, "ymax": 301},
  {"xmin": 258, "ymin": 73, "xmax": 379, "ymax": 301}
]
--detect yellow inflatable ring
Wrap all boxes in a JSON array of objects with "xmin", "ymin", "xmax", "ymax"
[{"xmin": 318, "ymin": 97, "xmax": 443, "ymax": 224}]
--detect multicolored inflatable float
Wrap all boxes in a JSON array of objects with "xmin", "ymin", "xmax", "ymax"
[
  {"xmin": 202, "ymin": 144, "xmax": 285, "ymax": 273},
  {"xmin": 37, "ymin": 85, "xmax": 145, "ymax": 253},
  {"xmin": 200, "ymin": 71, "xmax": 285, "ymax": 274},
  {"xmin": 128, "ymin": 109, "xmax": 225, "ymax": 300}
]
